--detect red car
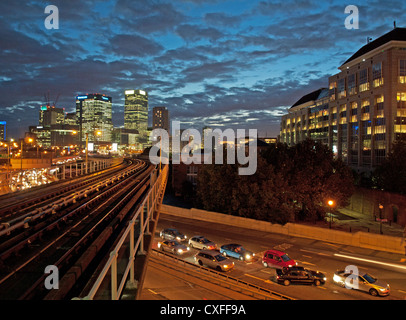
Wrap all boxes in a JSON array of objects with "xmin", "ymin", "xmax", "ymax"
[{"xmin": 262, "ymin": 250, "xmax": 297, "ymax": 269}]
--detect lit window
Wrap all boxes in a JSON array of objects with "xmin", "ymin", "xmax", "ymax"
[
  {"xmin": 359, "ymin": 69, "xmax": 369, "ymax": 92},
  {"xmin": 399, "ymin": 60, "xmax": 406, "ymax": 83},
  {"xmin": 372, "ymin": 63, "xmax": 383, "ymax": 87}
]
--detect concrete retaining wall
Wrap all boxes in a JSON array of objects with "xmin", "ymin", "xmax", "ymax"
[{"xmin": 161, "ymin": 204, "xmax": 406, "ymax": 255}]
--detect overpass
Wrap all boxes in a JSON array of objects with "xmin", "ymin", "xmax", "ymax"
[
  {"xmin": 75, "ymin": 163, "xmax": 169, "ymax": 300},
  {"xmin": 0, "ymin": 159, "xmax": 168, "ymax": 300}
]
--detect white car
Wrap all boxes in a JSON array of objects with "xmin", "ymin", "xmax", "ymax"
[
  {"xmin": 195, "ymin": 250, "xmax": 234, "ymax": 272},
  {"xmin": 188, "ymin": 235, "xmax": 217, "ymax": 250}
]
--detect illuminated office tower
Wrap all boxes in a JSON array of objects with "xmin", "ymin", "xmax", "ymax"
[
  {"xmin": 124, "ymin": 90, "xmax": 148, "ymax": 130},
  {"xmin": 0, "ymin": 121, "xmax": 6, "ymax": 141},
  {"xmin": 39, "ymin": 106, "xmax": 65, "ymax": 128},
  {"xmin": 75, "ymin": 93, "xmax": 113, "ymax": 146},
  {"xmin": 152, "ymin": 106, "xmax": 169, "ymax": 132},
  {"xmin": 124, "ymin": 89, "xmax": 148, "ymax": 149}
]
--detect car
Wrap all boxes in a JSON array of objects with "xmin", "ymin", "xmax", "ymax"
[
  {"xmin": 188, "ymin": 235, "xmax": 217, "ymax": 250},
  {"xmin": 333, "ymin": 269, "xmax": 390, "ymax": 296},
  {"xmin": 276, "ymin": 266, "xmax": 326, "ymax": 286},
  {"xmin": 159, "ymin": 228, "xmax": 187, "ymax": 242},
  {"xmin": 194, "ymin": 250, "xmax": 234, "ymax": 272},
  {"xmin": 262, "ymin": 250, "xmax": 297, "ymax": 269},
  {"xmin": 220, "ymin": 244, "xmax": 255, "ymax": 261},
  {"xmin": 157, "ymin": 239, "xmax": 190, "ymax": 255}
]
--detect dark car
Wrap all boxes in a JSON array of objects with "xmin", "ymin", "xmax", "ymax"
[
  {"xmin": 159, "ymin": 228, "xmax": 187, "ymax": 242},
  {"xmin": 276, "ymin": 266, "xmax": 326, "ymax": 286}
]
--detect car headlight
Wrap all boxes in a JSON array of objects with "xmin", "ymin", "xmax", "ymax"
[
  {"xmin": 187, "ymin": 247, "xmax": 190, "ymax": 251},
  {"xmin": 333, "ymin": 274, "xmax": 341, "ymax": 282},
  {"xmin": 323, "ymin": 277, "xmax": 327, "ymax": 281},
  {"xmin": 177, "ymin": 249, "xmax": 183, "ymax": 253},
  {"xmin": 157, "ymin": 243, "xmax": 161, "ymax": 248},
  {"xmin": 223, "ymin": 265, "xmax": 229, "ymax": 268},
  {"xmin": 176, "ymin": 236, "xmax": 181, "ymax": 240},
  {"xmin": 245, "ymin": 254, "xmax": 251, "ymax": 260}
]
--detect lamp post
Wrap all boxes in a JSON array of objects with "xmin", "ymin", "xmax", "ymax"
[
  {"xmin": 85, "ymin": 133, "xmax": 89, "ymax": 174},
  {"xmin": 379, "ymin": 204, "xmax": 384, "ymax": 235},
  {"xmin": 328, "ymin": 200, "xmax": 334, "ymax": 229}
]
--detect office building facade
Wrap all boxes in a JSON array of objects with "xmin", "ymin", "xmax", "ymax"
[
  {"xmin": 124, "ymin": 90, "xmax": 148, "ymax": 149},
  {"xmin": 76, "ymin": 93, "xmax": 113, "ymax": 146},
  {"xmin": 152, "ymin": 106, "xmax": 169, "ymax": 132},
  {"xmin": 280, "ymin": 27, "xmax": 406, "ymax": 171}
]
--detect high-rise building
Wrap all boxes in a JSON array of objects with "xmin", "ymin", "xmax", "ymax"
[
  {"xmin": 0, "ymin": 121, "xmax": 6, "ymax": 141},
  {"xmin": 280, "ymin": 27, "xmax": 406, "ymax": 172},
  {"xmin": 124, "ymin": 90, "xmax": 148, "ymax": 131},
  {"xmin": 39, "ymin": 106, "xmax": 65, "ymax": 128},
  {"xmin": 75, "ymin": 93, "xmax": 113, "ymax": 146},
  {"xmin": 124, "ymin": 90, "xmax": 148, "ymax": 149},
  {"xmin": 152, "ymin": 106, "xmax": 169, "ymax": 132}
]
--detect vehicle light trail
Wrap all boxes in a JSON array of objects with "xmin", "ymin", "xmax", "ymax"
[{"xmin": 334, "ymin": 253, "xmax": 406, "ymax": 271}]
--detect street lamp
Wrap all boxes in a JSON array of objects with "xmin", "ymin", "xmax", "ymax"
[
  {"xmin": 328, "ymin": 200, "xmax": 334, "ymax": 229},
  {"xmin": 379, "ymin": 204, "xmax": 384, "ymax": 235}
]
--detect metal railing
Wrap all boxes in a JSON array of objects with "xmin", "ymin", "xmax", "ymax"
[
  {"xmin": 79, "ymin": 164, "xmax": 168, "ymax": 300},
  {"xmin": 0, "ymin": 158, "xmax": 116, "ymax": 195}
]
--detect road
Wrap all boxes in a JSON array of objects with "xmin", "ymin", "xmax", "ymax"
[{"xmin": 140, "ymin": 212, "xmax": 406, "ymax": 300}]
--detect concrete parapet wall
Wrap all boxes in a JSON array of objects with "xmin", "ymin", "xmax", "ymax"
[{"xmin": 161, "ymin": 204, "xmax": 405, "ymax": 255}]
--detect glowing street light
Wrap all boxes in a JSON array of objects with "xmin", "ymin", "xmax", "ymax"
[{"xmin": 328, "ymin": 199, "xmax": 335, "ymax": 229}]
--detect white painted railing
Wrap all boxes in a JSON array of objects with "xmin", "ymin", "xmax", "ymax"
[{"xmin": 80, "ymin": 164, "xmax": 168, "ymax": 300}]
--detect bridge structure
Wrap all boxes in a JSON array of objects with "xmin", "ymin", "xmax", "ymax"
[
  {"xmin": 0, "ymin": 158, "xmax": 168, "ymax": 300},
  {"xmin": 79, "ymin": 163, "xmax": 169, "ymax": 300}
]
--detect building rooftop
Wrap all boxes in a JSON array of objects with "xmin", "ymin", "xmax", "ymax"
[
  {"xmin": 290, "ymin": 88, "xmax": 327, "ymax": 109},
  {"xmin": 341, "ymin": 27, "xmax": 406, "ymax": 67}
]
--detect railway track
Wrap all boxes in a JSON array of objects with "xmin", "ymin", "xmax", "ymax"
[
  {"xmin": 0, "ymin": 158, "xmax": 125, "ymax": 221},
  {"xmin": 0, "ymin": 158, "xmax": 155, "ymax": 300}
]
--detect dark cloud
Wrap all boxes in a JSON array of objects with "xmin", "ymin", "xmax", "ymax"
[{"xmin": 1, "ymin": 0, "xmax": 405, "ymax": 139}]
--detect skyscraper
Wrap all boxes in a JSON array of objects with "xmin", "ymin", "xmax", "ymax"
[
  {"xmin": 124, "ymin": 90, "xmax": 148, "ymax": 131},
  {"xmin": 152, "ymin": 106, "xmax": 169, "ymax": 132},
  {"xmin": 76, "ymin": 93, "xmax": 113, "ymax": 146},
  {"xmin": 39, "ymin": 106, "xmax": 65, "ymax": 128},
  {"xmin": 124, "ymin": 89, "xmax": 148, "ymax": 149}
]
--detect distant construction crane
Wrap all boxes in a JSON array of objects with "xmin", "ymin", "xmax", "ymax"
[{"xmin": 43, "ymin": 91, "xmax": 60, "ymax": 108}]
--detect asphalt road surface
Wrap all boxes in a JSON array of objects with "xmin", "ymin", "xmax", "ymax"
[{"xmin": 140, "ymin": 213, "xmax": 406, "ymax": 300}]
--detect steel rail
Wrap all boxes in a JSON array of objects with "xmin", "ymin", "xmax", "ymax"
[
  {"xmin": 21, "ymin": 166, "xmax": 153, "ymax": 300},
  {"xmin": 0, "ymin": 160, "xmax": 143, "ymax": 237},
  {"xmin": 0, "ymin": 158, "xmax": 126, "ymax": 219},
  {"xmin": 0, "ymin": 161, "xmax": 151, "ymax": 296}
]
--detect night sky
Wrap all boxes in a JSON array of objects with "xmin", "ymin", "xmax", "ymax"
[{"xmin": 1, "ymin": 0, "xmax": 405, "ymax": 139}]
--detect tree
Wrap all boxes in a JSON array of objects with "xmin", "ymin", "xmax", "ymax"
[
  {"xmin": 196, "ymin": 139, "xmax": 355, "ymax": 224},
  {"xmin": 373, "ymin": 139, "xmax": 406, "ymax": 194}
]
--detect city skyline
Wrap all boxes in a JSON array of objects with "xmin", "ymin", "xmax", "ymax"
[{"xmin": 1, "ymin": 0, "xmax": 406, "ymax": 139}]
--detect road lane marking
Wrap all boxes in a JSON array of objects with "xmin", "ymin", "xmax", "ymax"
[
  {"xmin": 148, "ymin": 289, "xmax": 158, "ymax": 295},
  {"xmin": 260, "ymin": 269, "xmax": 275, "ymax": 275},
  {"xmin": 300, "ymin": 249, "xmax": 331, "ymax": 256},
  {"xmin": 244, "ymin": 273, "xmax": 273, "ymax": 284},
  {"xmin": 296, "ymin": 260, "xmax": 316, "ymax": 266},
  {"xmin": 334, "ymin": 253, "xmax": 406, "ymax": 271}
]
